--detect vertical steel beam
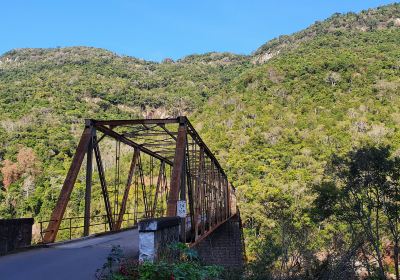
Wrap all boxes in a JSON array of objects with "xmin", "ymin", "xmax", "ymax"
[
  {"xmin": 43, "ymin": 124, "xmax": 93, "ymax": 243},
  {"xmin": 200, "ymin": 148, "xmax": 206, "ymax": 235},
  {"xmin": 152, "ymin": 161, "xmax": 165, "ymax": 217},
  {"xmin": 225, "ymin": 177, "xmax": 230, "ymax": 219},
  {"xmin": 83, "ymin": 127, "xmax": 94, "ymax": 236},
  {"xmin": 180, "ymin": 151, "xmax": 187, "ymax": 242},
  {"xmin": 134, "ymin": 172, "xmax": 139, "ymax": 224},
  {"xmin": 167, "ymin": 119, "xmax": 187, "ymax": 242},
  {"xmin": 185, "ymin": 138, "xmax": 195, "ymax": 241},
  {"xmin": 94, "ymin": 138, "xmax": 115, "ymax": 231},
  {"xmin": 216, "ymin": 171, "xmax": 221, "ymax": 224},
  {"xmin": 167, "ymin": 120, "xmax": 187, "ymax": 216},
  {"xmin": 205, "ymin": 160, "xmax": 210, "ymax": 230},
  {"xmin": 115, "ymin": 148, "xmax": 140, "ymax": 229},
  {"xmin": 195, "ymin": 146, "xmax": 205, "ymax": 239},
  {"xmin": 138, "ymin": 155, "xmax": 150, "ymax": 217}
]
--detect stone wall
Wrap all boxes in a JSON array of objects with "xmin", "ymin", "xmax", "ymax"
[
  {"xmin": 0, "ymin": 218, "xmax": 34, "ymax": 254},
  {"xmin": 138, "ymin": 217, "xmax": 180, "ymax": 262},
  {"xmin": 138, "ymin": 215, "xmax": 245, "ymax": 269},
  {"xmin": 192, "ymin": 215, "xmax": 244, "ymax": 268}
]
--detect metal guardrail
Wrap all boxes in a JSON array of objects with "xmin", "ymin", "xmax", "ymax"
[{"xmin": 38, "ymin": 211, "xmax": 159, "ymax": 243}]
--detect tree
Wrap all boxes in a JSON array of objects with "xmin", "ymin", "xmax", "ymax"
[
  {"xmin": 325, "ymin": 71, "xmax": 341, "ymax": 86},
  {"xmin": 321, "ymin": 145, "xmax": 400, "ymax": 279},
  {"xmin": 0, "ymin": 147, "xmax": 40, "ymax": 192},
  {"xmin": 382, "ymin": 157, "xmax": 400, "ymax": 280},
  {"xmin": 1, "ymin": 160, "xmax": 19, "ymax": 189}
]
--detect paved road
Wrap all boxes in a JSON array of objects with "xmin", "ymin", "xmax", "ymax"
[{"xmin": 0, "ymin": 229, "xmax": 138, "ymax": 280}]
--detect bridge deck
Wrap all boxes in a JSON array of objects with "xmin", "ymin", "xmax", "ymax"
[{"xmin": 0, "ymin": 229, "xmax": 138, "ymax": 280}]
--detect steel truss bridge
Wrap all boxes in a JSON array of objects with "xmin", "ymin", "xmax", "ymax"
[{"xmin": 42, "ymin": 116, "xmax": 238, "ymax": 245}]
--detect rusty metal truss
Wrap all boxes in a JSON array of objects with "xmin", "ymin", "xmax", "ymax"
[{"xmin": 42, "ymin": 116, "xmax": 237, "ymax": 244}]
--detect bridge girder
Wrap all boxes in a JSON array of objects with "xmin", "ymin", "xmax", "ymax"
[{"xmin": 42, "ymin": 117, "xmax": 237, "ymax": 244}]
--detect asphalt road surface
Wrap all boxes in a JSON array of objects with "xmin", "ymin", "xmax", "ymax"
[{"xmin": 0, "ymin": 229, "xmax": 138, "ymax": 280}]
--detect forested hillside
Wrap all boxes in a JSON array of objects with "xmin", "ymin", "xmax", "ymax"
[
  {"xmin": 0, "ymin": 46, "xmax": 250, "ymax": 221},
  {"xmin": 1, "ymin": 3, "xmax": 400, "ymax": 279},
  {"xmin": 197, "ymin": 14, "xmax": 400, "ymax": 280}
]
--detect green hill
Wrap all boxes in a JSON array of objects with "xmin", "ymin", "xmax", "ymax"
[
  {"xmin": 253, "ymin": 3, "xmax": 400, "ymax": 63},
  {"xmin": 197, "ymin": 21, "xmax": 400, "ymax": 254}
]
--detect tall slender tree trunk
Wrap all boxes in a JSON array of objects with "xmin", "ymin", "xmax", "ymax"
[
  {"xmin": 361, "ymin": 246, "xmax": 372, "ymax": 277},
  {"xmin": 395, "ymin": 239, "xmax": 399, "ymax": 280},
  {"xmin": 377, "ymin": 249, "xmax": 386, "ymax": 280},
  {"xmin": 374, "ymin": 202, "xmax": 385, "ymax": 280},
  {"xmin": 365, "ymin": 219, "xmax": 385, "ymax": 279}
]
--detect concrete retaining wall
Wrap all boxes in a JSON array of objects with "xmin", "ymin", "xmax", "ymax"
[
  {"xmin": 138, "ymin": 215, "xmax": 245, "ymax": 269},
  {"xmin": 138, "ymin": 217, "xmax": 180, "ymax": 262}
]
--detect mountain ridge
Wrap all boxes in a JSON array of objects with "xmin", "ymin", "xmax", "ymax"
[
  {"xmin": 253, "ymin": 2, "xmax": 400, "ymax": 63},
  {"xmin": 2, "ymin": 3, "xmax": 399, "ymax": 67}
]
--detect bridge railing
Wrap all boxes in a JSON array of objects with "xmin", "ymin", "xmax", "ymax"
[{"xmin": 38, "ymin": 211, "xmax": 156, "ymax": 242}]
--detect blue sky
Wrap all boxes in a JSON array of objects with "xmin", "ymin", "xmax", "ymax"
[{"xmin": 1, "ymin": 0, "xmax": 397, "ymax": 61}]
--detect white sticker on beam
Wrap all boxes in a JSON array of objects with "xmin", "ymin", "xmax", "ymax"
[{"xmin": 177, "ymin": 200, "xmax": 186, "ymax": 218}]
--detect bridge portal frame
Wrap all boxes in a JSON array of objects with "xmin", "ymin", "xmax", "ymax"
[{"xmin": 42, "ymin": 116, "xmax": 236, "ymax": 244}]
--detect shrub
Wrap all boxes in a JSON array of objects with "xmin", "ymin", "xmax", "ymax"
[{"xmin": 96, "ymin": 243, "xmax": 224, "ymax": 280}]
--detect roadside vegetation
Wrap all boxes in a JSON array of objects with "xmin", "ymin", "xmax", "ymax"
[{"xmin": 96, "ymin": 243, "xmax": 224, "ymax": 280}]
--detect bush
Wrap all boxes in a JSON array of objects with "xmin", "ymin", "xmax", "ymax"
[{"xmin": 96, "ymin": 243, "xmax": 224, "ymax": 280}]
